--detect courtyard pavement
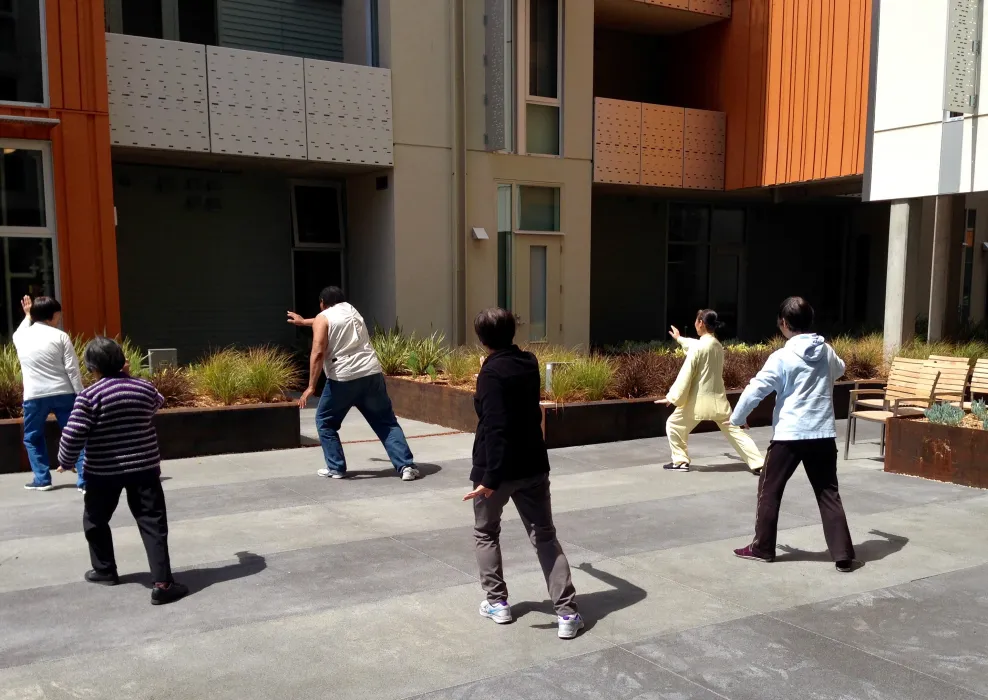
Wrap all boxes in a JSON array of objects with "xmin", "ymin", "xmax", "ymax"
[{"xmin": 2, "ymin": 416, "xmax": 988, "ymax": 699}]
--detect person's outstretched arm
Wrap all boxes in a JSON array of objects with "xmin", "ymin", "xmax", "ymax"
[
  {"xmin": 58, "ymin": 394, "xmax": 93, "ymax": 469},
  {"xmin": 663, "ymin": 347, "xmax": 699, "ymax": 407},
  {"xmin": 287, "ymin": 311, "xmax": 315, "ymax": 328},
  {"xmin": 297, "ymin": 315, "xmax": 329, "ymax": 408},
  {"xmin": 730, "ymin": 353, "xmax": 783, "ymax": 426},
  {"xmin": 62, "ymin": 334, "xmax": 85, "ymax": 394}
]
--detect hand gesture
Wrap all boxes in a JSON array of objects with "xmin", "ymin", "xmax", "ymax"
[
  {"xmin": 298, "ymin": 387, "xmax": 315, "ymax": 409},
  {"xmin": 668, "ymin": 325, "xmax": 681, "ymax": 341},
  {"xmin": 20, "ymin": 295, "xmax": 31, "ymax": 316},
  {"xmin": 287, "ymin": 311, "xmax": 305, "ymax": 326},
  {"xmin": 654, "ymin": 398, "xmax": 670, "ymax": 405},
  {"xmin": 463, "ymin": 485, "xmax": 494, "ymax": 501}
]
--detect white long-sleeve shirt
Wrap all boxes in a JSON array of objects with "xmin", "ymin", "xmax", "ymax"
[{"xmin": 12, "ymin": 316, "xmax": 84, "ymax": 401}]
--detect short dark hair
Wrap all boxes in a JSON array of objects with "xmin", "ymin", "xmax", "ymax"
[
  {"xmin": 474, "ymin": 307, "xmax": 516, "ymax": 350},
  {"xmin": 30, "ymin": 296, "xmax": 61, "ymax": 323},
  {"xmin": 778, "ymin": 296, "xmax": 814, "ymax": 333},
  {"xmin": 696, "ymin": 308, "xmax": 725, "ymax": 335},
  {"xmin": 319, "ymin": 286, "xmax": 346, "ymax": 308},
  {"xmin": 83, "ymin": 337, "xmax": 127, "ymax": 377}
]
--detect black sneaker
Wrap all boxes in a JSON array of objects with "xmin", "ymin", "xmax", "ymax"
[
  {"xmin": 836, "ymin": 560, "xmax": 856, "ymax": 573},
  {"xmin": 151, "ymin": 581, "xmax": 189, "ymax": 606},
  {"xmin": 663, "ymin": 462, "xmax": 690, "ymax": 472},
  {"xmin": 85, "ymin": 569, "xmax": 119, "ymax": 586}
]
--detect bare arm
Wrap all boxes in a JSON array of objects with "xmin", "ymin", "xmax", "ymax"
[
  {"xmin": 287, "ymin": 311, "xmax": 315, "ymax": 328},
  {"xmin": 297, "ymin": 315, "xmax": 328, "ymax": 407}
]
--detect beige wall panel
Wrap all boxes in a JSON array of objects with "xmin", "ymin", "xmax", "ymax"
[
  {"xmin": 464, "ymin": 151, "xmax": 591, "ymax": 348},
  {"xmin": 392, "ymin": 144, "xmax": 454, "ymax": 338},
  {"xmin": 683, "ymin": 107, "xmax": 725, "ymax": 190},
  {"xmin": 562, "ymin": 0, "xmax": 595, "ymax": 161},
  {"xmin": 383, "ymin": 0, "xmax": 452, "ymax": 149},
  {"xmin": 641, "ymin": 103, "xmax": 684, "ymax": 187},
  {"xmin": 689, "ymin": 0, "xmax": 731, "ymax": 18},
  {"xmin": 347, "ymin": 172, "xmax": 397, "ymax": 331},
  {"xmin": 593, "ymin": 98, "xmax": 641, "ymax": 185}
]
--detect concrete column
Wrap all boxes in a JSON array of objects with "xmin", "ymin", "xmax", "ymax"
[
  {"xmin": 927, "ymin": 194, "xmax": 966, "ymax": 341},
  {"xmin": 884, "ymin": 200, "xmax": 914, "ymax": 357}
]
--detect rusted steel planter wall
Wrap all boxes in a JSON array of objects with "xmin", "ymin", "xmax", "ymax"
[
  {"xmin": 385, "ymin": 377, "xmax": 477, "ymax": 433},
  {"xmin": 0, "ymin": 402, "xmax": 301, "ymax": 473},
  {"xmin": 885, "ymin": 417, "xmax": 988, "ymax": 488}
]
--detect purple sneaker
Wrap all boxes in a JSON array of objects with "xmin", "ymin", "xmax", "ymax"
[{"xmin": 733, "ymin": 544, "xmax": 774, "ymax": 563}]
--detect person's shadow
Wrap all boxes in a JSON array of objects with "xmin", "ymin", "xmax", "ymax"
[
  {"xmin": 511, "ymin": 562, "xmax": 647, "ymax": 633},
  {"xmin": 775, "ymin": 530, "xmax": 909, "ymax": 570},
  {"xmin": 119, "ymin": 551, "xmax": 267, "ymax": 595},
  {"xmin": 344, "ymin": 460, "xmax": 443, "ymax": 479}
]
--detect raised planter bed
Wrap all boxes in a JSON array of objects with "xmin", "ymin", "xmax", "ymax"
[
  {"xmin": 885, "ymin": 416, "xmax": 988, "ymax": 488},
  {"xmin": 385, "ymin": 377, "xmax": 877, "ymax": 449},
  {"xmin": 0, "ymin": 402, "xmax": 301, "ymax": 474}
]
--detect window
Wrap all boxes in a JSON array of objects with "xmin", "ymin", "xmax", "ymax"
[
  {"xmin": 0, "ymin": 141, "xmax": 57, "ymax": 341},
  {"xmin": 122, "ymin": 0, "xmax": 163, "ymax": 39},
  {"xmin": 106, "ymin": 0, "xmax": 217, "ymax": 44},
  {"xmin": 525, "ymin": 0, "xmax": 560, "ymax": 155},
  {"xmin": 960, "ymin": 208, "xmax": 976, "ymax": 323},
  {"xmin": 290, "ymin": 181, "xmax": 346, "ymax": 320},
  {"xmin": 518, "ymin": 185, "xmax": 560, "ymax": 231},
  {"xmin": 529, "ymin": 245, "xmax": 547, "ymax": 341},
  {"xmin": 0, "ymin": 0, "xmax": 46, "ymax": 105},
  {"xmin": 496, "ymin": 184, "xmax": 513, "ymax": 310}
]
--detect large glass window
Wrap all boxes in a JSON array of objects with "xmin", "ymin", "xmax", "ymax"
[
  {"xmin": 529, "ymin": 245, "xmax": 547, "ymax": 341},
  {"xmin": 0, "ymin": 141, "xmax": 57, "ymax": 341},
  {"xmin": 525, "ymin": 0, "xmax": 560, "ymax": 155},
  {"xmin": 290, "ymin": 181, "xmax": 345, "ymax": 320},
  {"xmin": 0, "ymin": 0, "xmax": 46, "ymax": 105},
  {"xmin": 518, "ymin": 186, "xmax": 560, "ymax": 231},
  {"xmin": 497, "ymin": 184, "xmax": 513, "ymax": 310}
]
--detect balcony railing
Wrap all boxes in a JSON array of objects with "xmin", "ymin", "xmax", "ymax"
[
  {"xmin": 106, "ymin": 34, "xmax": 392, "ymax": 167},
  {"xmin": 593, "ymin": 97, "xmax": 725, "ymax": 190}
]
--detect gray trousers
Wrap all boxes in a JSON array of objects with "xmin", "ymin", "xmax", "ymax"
[{"xmin": 472, "ymin": 474, "xmax": 578, "ymax": 616}]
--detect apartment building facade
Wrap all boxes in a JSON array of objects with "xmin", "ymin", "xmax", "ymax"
[{"xmin": 2, "ymin": 0, "xmax": 959, "ymax": 359}]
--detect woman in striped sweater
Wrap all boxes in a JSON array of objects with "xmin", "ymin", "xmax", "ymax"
[{"xmin": 58, "ymin": 337, "xmax": 188, "ymax": 606}]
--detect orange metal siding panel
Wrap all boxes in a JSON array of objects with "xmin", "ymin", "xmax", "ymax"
[
  {"xmin": 802, "ymin": 0, "xmax": 821, "ymax": 181},
  {"xmin": 641, "ymin": 104, "xmax": 685, "ymax": 187},
  {"xmin": 840, "ymin": 0, "xmax": 863, "ymax": 175},
  {"xmin": 824, "ymin": 0, "xmax": 850, "ymax": 179},
  {"xmin": 58, "ymin": 0, "xmax": 83, "ymax": 111},
  {"xmin": 743, "ymin": 0, "xmax": 769, "ymax": 189},
  {"xmin": 45, "ymin": 0, "xmax": 64, "ymax": 108},
  {"xmin": 855, "ymin": 0, "xmax": 872, "ymax": 172},
  {"xmin": 761, "ymin": 0, "xmax": 783, "ymax": 186},
  {"xmin": 787, "ymin": 0, "xmax": 809, "ymax": 183},
  {"xmin": 684, "ymin": 108, "xmax": 726, "ymax": 189},
  {"xmin": 92, "ymin": 115, "xmax": 121, "ymax": 336},
  {"xmin": 593, "ymin": 98, "xmax": 643, "ymax": 185},
  {"xmin": 813, "ymin": 0, "xmax": 833, "ymax": 180}
]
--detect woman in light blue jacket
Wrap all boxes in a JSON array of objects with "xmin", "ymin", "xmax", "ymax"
[{"xmin": 729, "ymin": 297, "xmax": 856, "ymax": 573}]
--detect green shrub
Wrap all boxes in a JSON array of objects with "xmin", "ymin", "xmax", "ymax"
[
  {"xmin": 121, "ymin": 338, "xmax": 150, "ymax": 379},
  {"xmin": 406, "ymin": 331, "xmax": 449, "ymax": 377},
  {"xmin": 527, "ymin": 344, "xmax": 580, "ymax": 394},
  {"xmin": 899, "ymin": 339, "xmax": 988, "ymax": 360},
  {"xmin": 188, "ymin": 349, "xmax": 244, "ymax": 406},
  {"xmin": 547, "ymin": 355, "xmax": 615, "ymax": 402},
  {"xmin": 831, "ymin": 333, "xmax": 886, "ymax": 381},
  {"xmin": 239, "ymin": 346, "xmax": 301, "ymax": 402},
  {"xmin": 0, "ymin": 343, "xmax": 22, "ymax": 419},
  {"xmin": 925, "ymin": 401, "xmax": 965, "ymax": 427},
  {"xmin": 971, "ymin": 398, "xmax": 988, "ymax": 422},
  {"xmin": 371, "ymin": 325, "xmax": 411, "ymax": 376},
  {"xmin": 440, "ymin": 347, "xmax": 481, "ymax": 385}
]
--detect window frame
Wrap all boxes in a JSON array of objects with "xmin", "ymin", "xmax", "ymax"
[
  {"xmin": 289, "ymin": 180, "xmax": 347, "ymax": 251},
  {"xmin": 516, "ymin": 0, "xmax": 563, "ymax": 157},
  {"xmin": 0, "ymin": 0, "xmax": 50, "ymax": 108},
  {"xmin": 513, "ymin": 182, "xmax": 563, "ymax": 236}
]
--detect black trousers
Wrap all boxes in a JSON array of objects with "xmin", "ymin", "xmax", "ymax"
[
  {"xmin": 83, "ymin": 469, "xmax": 173, "ymax": 583},
  {"xmin": 752, "ymin": 438, "xmax": 855, "ymax": 562}
]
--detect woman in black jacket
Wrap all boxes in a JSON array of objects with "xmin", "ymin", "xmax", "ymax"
[{"xmin": 462, "ymin": 307, "xmax": 583, "ymax": 639}]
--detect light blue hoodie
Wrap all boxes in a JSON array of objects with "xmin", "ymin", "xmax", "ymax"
[{"xmin": 730, "ymin": 333, "xmax": 846, "ymax": 441}]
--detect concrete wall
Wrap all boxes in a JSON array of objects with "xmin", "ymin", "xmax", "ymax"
[{"xmin": 347, "ymin": 171, "xmax": 397, "ymax": 330}]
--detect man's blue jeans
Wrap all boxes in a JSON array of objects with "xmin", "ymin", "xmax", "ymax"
[
  {"xmin": 23, "ymin": 393, "xmax": 84, "ymax": 488},
  {"xmin": 315, "ymin": 373, "xmax": 414, "ymax": 475}
]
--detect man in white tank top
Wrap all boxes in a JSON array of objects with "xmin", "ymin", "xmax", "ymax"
[{"xmin": 291, "ymin": 287, "xmax": 419, "ymax": 481}]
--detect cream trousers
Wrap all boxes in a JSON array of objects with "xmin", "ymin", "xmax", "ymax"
[{"xmin": 666, "ymin": 406, "xmax": 763, "ymax": 470}]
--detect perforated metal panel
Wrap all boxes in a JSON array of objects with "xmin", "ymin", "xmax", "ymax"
[
  {"xmin": 304, "ymin": 59, "xmax": 393, "ymax": 166},
  {"xmin": 944, "ymin": 0, "xmax": 982, "ymax": 113},
  {"xmin": 644, "ymin": 0, "xmax": 689, "ymax": 10},
  {"xmin": 683, "ymin": 108, "xmax": 725, "ymax": 190},
  {"xmin": 206, "ymin": 46, "xmax": 306, "ymax": 159},
  {"xmin": 641, "ymin": 104, "xmax": 685, "ymax": 187},
  {"xmin": 106, "ymin": 34, "xmax": 210, "ymax": 152},
  {"xmin": 485, "ymin": 0, "xmax": 508, "ymax": 151},
  {"xmin": 689, "ymin": 0, "xmax": 731, "ymax": 18},
  {"xmin": 593, "ymin": 98, "xmax": 642, "ymax": 185}
]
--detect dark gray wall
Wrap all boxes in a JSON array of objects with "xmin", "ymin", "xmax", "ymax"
[
  {"xmin": 590, "ymin": 195, "xmax": 667, "ymax": 347},
  {"xmin": 113, "ymin": 164, "xmax": 296, "ymax": 362},
  {"xmin": 217, "ymin": 0, "xmax": 344, "ymax": 61}
]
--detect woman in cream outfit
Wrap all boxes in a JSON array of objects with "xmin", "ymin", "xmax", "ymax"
[{"xmin": 655, "ymin": 310, "xmax": 764, "ymax": 474}]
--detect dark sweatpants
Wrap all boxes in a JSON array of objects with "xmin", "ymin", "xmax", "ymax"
[
  {"xmin": 751, "ymin": 438, "xmax": 855, "ymax": 562},
  {"xmin": 83, "ymin": 469, "xmax": 173, "ymax": 583}
]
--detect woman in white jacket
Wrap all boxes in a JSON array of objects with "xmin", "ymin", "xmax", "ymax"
[
  {"xmin": 655, "ymin": 309, "xmax": 763, "ymax": 474},
  {"xmin": 729, "ymin": 297, "xmax": 855, "ymax": 573}
]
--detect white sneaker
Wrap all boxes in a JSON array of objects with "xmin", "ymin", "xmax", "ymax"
[
  {"xmin": 479, "ymin": 600, "xmax": 513, "ymax": 624},
  {"xmin": 317, "ymin": 468, "xmax": 345, "ymax": 479},
  {"xmin": 78, "ymin": 487, "xmax": 86, "ymax": 495},
  {"xmin": 557, "ymin": 613, "xmax": 585, "ymax": 639},
  {"xmin": 401, "ymin": 466, "xmax": 421, "ymax": 481}
]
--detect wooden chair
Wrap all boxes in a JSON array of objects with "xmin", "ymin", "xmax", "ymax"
[
  {"xmin": 845, "ymin": 362, "xmax": 941, "ymax": 460},
  {"xmin": 926, "ymin": 355, "xmax": 974, "ymax": 407},
  {"xmin": 849, "ymin": 357, "xmax": 927, "ymax": 412},
  {"xmin": 964, "ymin": 358, "xmax": 988, "ymax": 410}
]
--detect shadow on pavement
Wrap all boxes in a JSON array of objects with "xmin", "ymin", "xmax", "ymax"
[
  {"xmin": 775, "ymin": 530, "xmax": 909, "ymax": 567},
  {"xmin": 344, "ymin": 462, "xmax": 443, "ymax": 479},
  {"xmin": 513, "ymin": 562, "xmax": 647, "ymax": 633},
  {"xmin": 119, "ymin": 550, "xmax": 267, "ymax": 595}
]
